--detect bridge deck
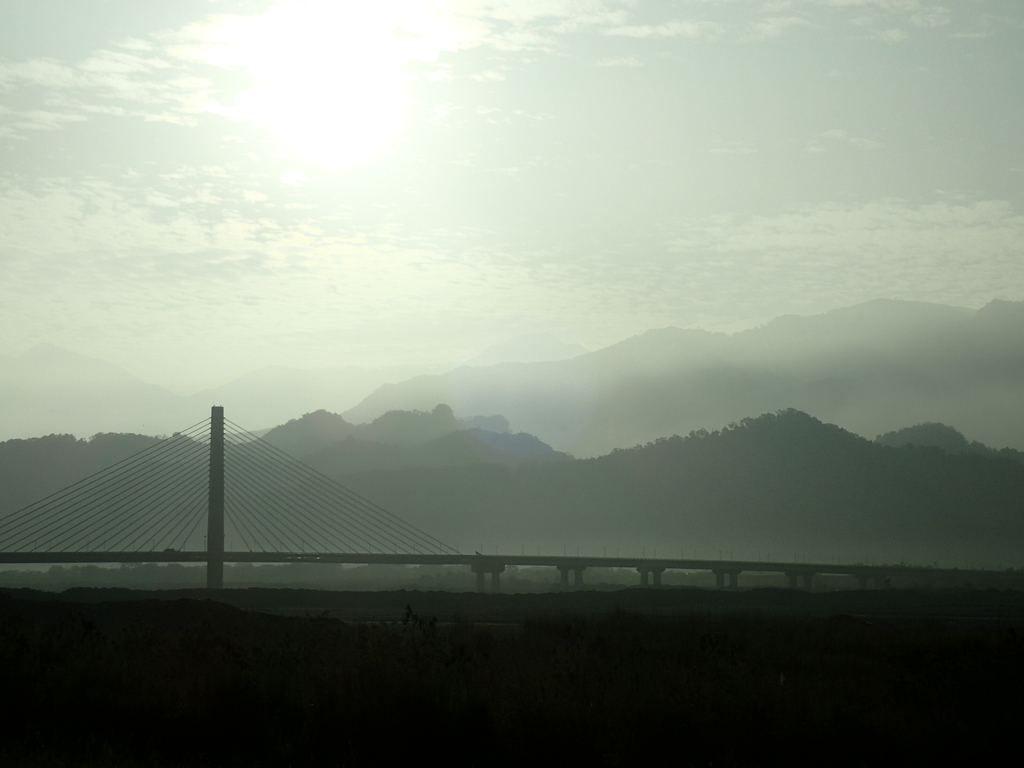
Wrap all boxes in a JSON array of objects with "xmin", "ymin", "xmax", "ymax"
[{"xmin": 0, "ymin": 550, "xmax": 1000, "ymax": 581}]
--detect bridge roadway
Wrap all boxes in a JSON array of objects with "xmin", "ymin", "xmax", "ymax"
[{"xmin": 0, "ymin": 551, "xmax": 997, "ymax": 591}]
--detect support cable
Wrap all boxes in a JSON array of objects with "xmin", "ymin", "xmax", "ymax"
[
  {"xmin": 53, "ymin": 438, "xmax": 209, "ymax": 552},
  {"xmin": 222, "ymin": 446, "xmax": 346, "ymax": 551},
  {"xmin": 224, "ymin": 421, "xmax": 447, "ymax": 553},
  {"xmin": 0, "ymin": 419, "xmax": 208, "ymax": 539},
  {"xmin": 224, "ymin": 441, "xmax": 388, "ymax": 552},
  {"xmin": 222, "ymin": 461, "xmax": 295, "ymax": 551},
  {"xmin": 230, "ymin": 425, "xmax": 453, "ymax": 553},
  {"xmin": 0, "ymin": 422, "xmax": 209, "ymax": 547}
]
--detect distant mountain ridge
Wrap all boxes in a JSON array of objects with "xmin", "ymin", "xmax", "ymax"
[
  {"xmin": 260, "ymin": 404, "xmax": 569, "ymax": 474},
  {"xmin": 465, "ymin": 333, "xmax": 586, "ymax": 366},
  {"xmin": 0, "ymin": 346, "xmax": 443, "ymax": 441},
  {"xmin": 343, "ymin": 299, "xmax": 1024, "ymax": 456},
  {"xmin": 0, "ymin": 335, "xmax": 583, "ymax": 441},
  {"xmin": 4, "ymin": 300, "xmax": 1024, "ymax": 455},
  {"xmin": 0, "ymin": 344, "xmax": 188, "ymax": 439},
  {"xmin": 0, "ymin": 405, "xmax": 567, "ymax": 517},
  {"xmin": 876, "ymin": 422, "xmax": 1024, "ymax": 464}
]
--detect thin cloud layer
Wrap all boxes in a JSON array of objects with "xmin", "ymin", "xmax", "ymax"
[{"xmin": 1, "ymin": 0, "xmax": 1022, "ymax": 390}]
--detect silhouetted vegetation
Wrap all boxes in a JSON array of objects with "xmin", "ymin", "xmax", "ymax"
[
  {"xmin": 4, "ymin": 410, "xmax": 1024, "ymax": 569},
  {"xmin": 342, "ymin": 410, "xmax": 1024, "ymax": 566},
  {"xmin": 0, "ymin": 432, "xmax": 162, "ymax": 514},
  {"xmin": 1, "ymin": 590, "xmax": 1022, "ymax": 766},
  {"xmin": 876, "ymin": 422, "xmax": 1024, "ymax": 464}
]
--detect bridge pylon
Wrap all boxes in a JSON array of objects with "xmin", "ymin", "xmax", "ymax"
[{"xmin": 207, "ymin": 405, "xmax": 225, "ymax": 589}]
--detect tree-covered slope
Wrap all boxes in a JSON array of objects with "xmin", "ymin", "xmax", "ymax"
[{"xmin": 337, "ymin": 410, "xmax": 1024, "ymax": 567}]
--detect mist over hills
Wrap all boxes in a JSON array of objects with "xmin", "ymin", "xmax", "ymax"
[
  {"xmin": 0, "ymin": 347, "xmax": 442, "ymax": 441},
  {"xmin": 4, "ymin": 300, "xmax": 1024, "ymax": 458},
  {"xmin": 876, "ymin": 423, "xmax": 1024, "ymax": 464},
  {"xmin": 0, "ymin": 405, "xmax": 566, "ymax": 518},
  {"xmin": 0, "ymin": 432, "xmax": 163, "ymax": 516},
  {"xmin": 0, "ymin": 334, "xmax": 584, "ymax": 441},
  {"xmin": 259, "ymin": 405, "xmax": 568, "ymax": 473},
  {"xmin": 344, "ymin": 299, "xmax": 1024, "ymax": 456},
  {"xmin": 0, "ymin": 345, "xmax": 188, "ymax": 440},
  {"xmin": 464, "ymin": 333, "xmax": 587, "ymax": 367}
]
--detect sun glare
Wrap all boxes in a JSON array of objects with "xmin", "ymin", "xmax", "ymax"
[{"xmin": 201, "ymin": 1, "xmax": 456, "ymax": 169}]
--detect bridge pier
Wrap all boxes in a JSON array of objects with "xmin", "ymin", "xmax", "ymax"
[
  {"xmin": 785, "ymin": 571, "xmax": 815, "ymax": 590},
  {"xmin": 558, "ymin": 565, "xmax": 571, "ymax": 589},
  {"xmin": 573, "ymin": 567, "xmax": 585, "ymax": 589},
  {"xmin": 712, "ymin": 569, "xmax": 740, "ymax": 589},
  {"xmin": 636, "ymin": 567, "xmax": 665, "ymax": 587},
  {"xmin": 472, "ymin": 562, "xmax": 505, "ymax": 593}
]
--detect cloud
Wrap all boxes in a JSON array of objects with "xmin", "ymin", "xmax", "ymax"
[
  {"xmin": 605, "ymin": 20, "xmax": 727, "ymax": 40},
  {"xmin": 710, "ymin": 144, "xmax": 757, "ymax": 154},
  {"xmin": 594, "ymin": 55, "xmax": 644, "ymax": 67},
  {"xmin": 0, "ymin": 45, "xmax": 221, "ymax": 141},
  {"xmin": 814, "ymin": 1, "xmax": 925, "ymax": 9},
  {"xmin": 744, "ymin": 15, "xmax": 814, "ymax": 39},
  {"xmin": 713, "ymin": 199, "xmax": 1024, "ymax": 253},
  {"xmin": 871, "ymin": 27, "xmax": 907, "ymax": 43},
  {"xmin": 0, "ymin": 58, "xmax": 79, "ymax": 90},
  {"xmin": 668, "ymin": 199, "xmax": 1024, "ymax": 312},
  {"xmin": 910, "ymin": 8, "xmax": 951, "ymax": 28},
  {"xmin": 805, "ymin": 128, "xmax": 883, "ymax": 152},
  {"xmin": 0, "ymin": 108, "xmax": 87, "ymax": 138}
]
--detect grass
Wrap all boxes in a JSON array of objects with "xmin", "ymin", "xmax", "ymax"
[{"xmin": 1, "ymin": 594, "xmax": 1021, "ymax": 766}]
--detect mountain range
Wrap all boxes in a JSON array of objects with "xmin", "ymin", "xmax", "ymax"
[
  {"xmin": 3, "ymin": 300, "xmax": 1023, "ymax": 457},
  {"xmin": 258, "ymin": 405, "xmax": 569, "ymax": 474},
  {"xmin": 330, "ymin": 410, "xmax": 1024, "ymax": 568},
  {"xmin": 3, "ymin": 409, "xmax": 1022, "ymax": 568},
  {"xmin": 344, "ymin": 299, "xmax": 1024, "ymax": 456}
]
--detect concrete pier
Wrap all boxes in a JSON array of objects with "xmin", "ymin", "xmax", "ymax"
[
  {"xmin": 785, "ymin": 570, "xmax": 816, "ymax": 590},
  {"xmin": 712, "ymin": 569, "xmax": 740, "ymax": 589},
  {"xmin": 636, "ymin": 566, "xmax": 666, "ymax": 587},
  {"xmin": 472, "ymin": 562, "xmax": 505, "ymax": 592},
  {"xmin": 558, "ymin": 565, "xmax": 571, "ymax": 589}
]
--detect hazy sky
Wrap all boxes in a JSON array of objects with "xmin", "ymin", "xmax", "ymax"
[{"xmin": 2, "ymin": 0, "xmax": 1022, "ymax": 392}]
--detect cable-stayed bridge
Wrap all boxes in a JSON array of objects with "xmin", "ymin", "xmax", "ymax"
[
  {"xmin": 0, "ymin": 407, "xmax": 461, "ymax": 588},
  {"xmin": 0, "ymin": 408, "xmax": 1006, "ymax": 591}
]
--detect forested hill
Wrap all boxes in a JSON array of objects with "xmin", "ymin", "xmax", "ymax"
[
  {"xmin": 3, "ymin": 411, "xmax": 1022, "ymax": 569},
  {"xmin": 875, "ymin": 422, "xmax": 1024, "ymax": 464},
  {"xmin": 259, "ymin": 405, "xmax": 568, "ymax": 473},
  {"xmin": 0, "ymin": 433, "xmax": 162, "ymax": 515},
  {"xmin": 0, "ymin": 407, "xmax": 567, "ymax": 517},
  {"xmin": 337, "ymin": 410, "xmax": 1024, "ymax": 568}
]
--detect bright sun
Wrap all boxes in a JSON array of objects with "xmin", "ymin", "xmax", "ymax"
[{"xmin": 201, "ymin": 1, "xmax": 453, "ymax": 169}]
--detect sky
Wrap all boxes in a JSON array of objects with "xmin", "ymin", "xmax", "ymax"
[{"xmin": 2, "ymin": 0, "xmax": 1023, "ymax": 393}]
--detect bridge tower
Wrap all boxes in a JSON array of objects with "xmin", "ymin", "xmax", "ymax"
[{"xmin": 207, "ymin": 405, "xmax": 225, "ymax": 589}]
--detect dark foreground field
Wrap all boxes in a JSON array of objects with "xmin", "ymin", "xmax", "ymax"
[{"xmin": 1, "ymin": 587, "xmax": 1023, "ymax": 767}]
